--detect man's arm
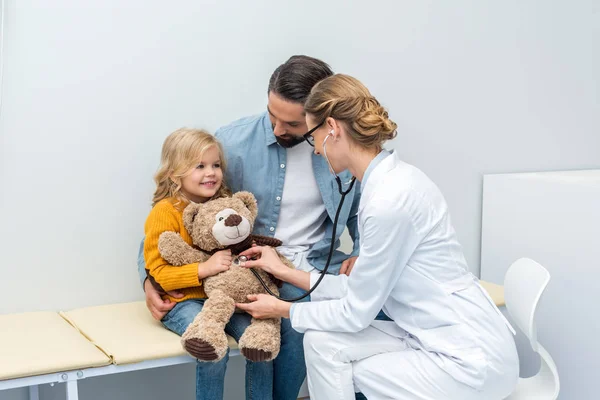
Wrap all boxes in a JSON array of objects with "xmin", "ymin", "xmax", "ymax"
[
  {"xmin": 137, "ymin": 238, "xmax": 147, "ymax": 287},
  {"xmin": 138, "ymin": 236, "xmax": 182, "ymax": 320}
]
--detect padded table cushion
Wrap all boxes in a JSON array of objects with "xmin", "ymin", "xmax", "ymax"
[
  {"xmin": 0, "ymin": 312, "xmax": 110, "ymax": 380},
  {"xmin": 60, "ymin": 301, "xmax": 237, "ymax": 365},
  {"xmin": 479, "ymin": 280, "xmax": 506, "ymax": 307}
]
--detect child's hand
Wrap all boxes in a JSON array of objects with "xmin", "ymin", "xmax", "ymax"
[{"xmin": 198, "ymin": 249, "xmax": 232, "ymax": 279}]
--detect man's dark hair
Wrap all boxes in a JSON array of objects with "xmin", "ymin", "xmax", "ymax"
[{"xmin": 268, "ymin": 55, "xmax": 333, "ymax": 104}]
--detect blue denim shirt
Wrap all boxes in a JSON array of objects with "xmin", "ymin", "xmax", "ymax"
[{"xmin": 137, "ymin": 112, "xmax": 361, "ymax": 284}]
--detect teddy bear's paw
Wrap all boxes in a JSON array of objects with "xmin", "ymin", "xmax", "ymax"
[
  {"xmin": 240, "ymin": 347, "xmax": 274, "ymax": 362},
  {"xmin": 183, "ymin": 337, "xmax": 220, "ymax": 361},
  {"xmin": 181, "ymin": 325, "xmax": 229, "ymax": 362},
  {"xmin": 238, "ymin": 319, "xmax": 281, "ymax": 362}
]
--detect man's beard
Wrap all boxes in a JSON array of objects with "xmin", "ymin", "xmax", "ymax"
[{"xmin": 275, "ymin": 135, "xmax": 306, "ymax": 148}]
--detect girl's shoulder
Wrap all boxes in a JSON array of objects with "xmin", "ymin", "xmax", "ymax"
[{"xmin": 148, "ymin": 198, "xmax": 188, "ymax": 219}]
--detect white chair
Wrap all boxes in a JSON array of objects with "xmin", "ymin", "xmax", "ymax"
[{"xmin": 504, "ymin": 258, "xmax": 560, "ymax": 400}]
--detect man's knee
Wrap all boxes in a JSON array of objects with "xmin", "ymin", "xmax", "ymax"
[
  {"xmin": 279, "ymin": 283, "xmax": 311, "ymax": 302},
  {"xmin": 281, "ymin": 317, "xmax": 304, "ymax": 347}
]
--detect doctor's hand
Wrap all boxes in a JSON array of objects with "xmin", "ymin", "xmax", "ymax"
[
  {"xmin": 236, "ymin": 294, "xmax": 291, "ymax": 319},
  {"xmin": 340, "ymin": 256, "xmax": 358, "ymax": 276},
  {"xmin": 239, "ymin": 246, "xmax": 288, "ymax": 279}
]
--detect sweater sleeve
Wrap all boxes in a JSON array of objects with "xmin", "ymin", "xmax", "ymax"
[{"xmin": 143, "ymin": 202, "xmax": 201, "ymax": 292}]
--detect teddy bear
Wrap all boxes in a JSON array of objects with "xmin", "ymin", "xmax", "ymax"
[{"xmin": 157, "ymin": 191, "xmax": 295, "ymax": 363}]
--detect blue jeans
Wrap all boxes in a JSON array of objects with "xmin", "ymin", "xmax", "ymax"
[{"xmin": 162, "ymin": 282, "xmax": 306, "ymax": 400}]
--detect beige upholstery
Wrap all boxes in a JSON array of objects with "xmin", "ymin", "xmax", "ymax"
[
  {"xmin": 60, "ymin": 301, "xmax": 238, "ymax": 365},
  {"xmin": 0, "ymin": 312, "xmax": 110, "ymax": 380},
  {"xmin": 480, "ymin": 280, "xmax": 506, "ymax": 307},
  {"xmin": 1, "ymin": 291, "xmax": 504, "ymax": 382}
]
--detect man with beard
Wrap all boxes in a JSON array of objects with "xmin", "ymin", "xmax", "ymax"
[
  {"xmin": 139, "ymin": 56, "xmax": 362, "ymax": 400},
  {"xmin": 215, "ymin": 55, "xmax": 361, "ymax": 280}
]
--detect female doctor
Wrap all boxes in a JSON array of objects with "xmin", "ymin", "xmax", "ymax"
[{"xmin": 236, "ymin": 74, "xmax": 519, "ymax": 400}]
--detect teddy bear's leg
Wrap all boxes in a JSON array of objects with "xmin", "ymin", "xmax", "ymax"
[
  {"xmin": 181, "ymin": 289, "xmax": 235, "ymax": 362},
  {"xmin": 238, "ymin": 317, "xmax": 281, "ymax": 362}
]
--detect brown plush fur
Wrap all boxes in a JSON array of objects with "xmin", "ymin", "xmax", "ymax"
[{"xmin": 158, "ymin": 191, "xmax": 295, "ymax": 362}]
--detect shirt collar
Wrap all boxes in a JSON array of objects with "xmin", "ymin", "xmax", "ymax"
[
  {"xmin": 261, "ymin": 112, "xmax": 278, "ymax": 147},
  {"xmin": 361, "ymin": 149, "xmax": 392, "ymax": 192}
]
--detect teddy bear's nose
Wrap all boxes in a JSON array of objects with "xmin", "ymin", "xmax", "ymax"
[{"xmin": 224, "ymin": 214, "xmax": 242, "ymax": 227}]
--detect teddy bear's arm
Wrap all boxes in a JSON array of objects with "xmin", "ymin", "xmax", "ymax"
[
  {"xmin": 158, "ymin": 231, "xmax": 210, "ymax": 266},
  {"xmin": 251, "ymin": 234, "xmax": 283, "ymax": 248}
]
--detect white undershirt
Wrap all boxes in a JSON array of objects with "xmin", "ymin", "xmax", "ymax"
[{"xmin": 275, "ymin": 141, "xmax": 327, "ymax": 261}]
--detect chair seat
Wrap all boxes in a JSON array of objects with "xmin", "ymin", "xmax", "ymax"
[
  {"xmin": 0, "ymin": 312, "xmax": 110, "ymax": 380},
  {"xmin": 60, "ymin": 301, "xmax": 237, "ymax": 365}
]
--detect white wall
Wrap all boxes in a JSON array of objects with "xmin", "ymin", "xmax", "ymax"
[
  {"xmin": 1, "ymin": 0, "xmax": 598, "ymax": 399},
  {"xmin": 480, "ymin": 170, "xmax": 600, "ymax": 400}
]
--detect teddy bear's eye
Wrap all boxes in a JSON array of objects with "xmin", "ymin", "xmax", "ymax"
[{"xmin": 218, "ymin": 216, "xmax": 224, "ymax": 221}]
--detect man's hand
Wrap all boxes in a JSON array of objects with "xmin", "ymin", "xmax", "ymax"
[
  {"xmin": 144, "ymin": 279, "xmax": 184, "ymax": 320},
  {"xmin": 340, "ymin": 256, "xmax": 358, "ymax": 276},
  {"xmin": 236, "ymin": 294, "xmax": 291, "ymax": 319}
]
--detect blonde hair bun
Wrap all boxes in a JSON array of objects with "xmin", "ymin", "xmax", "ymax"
[
  {"xmin": 354, "ymin": 97, "xmax": 397, "ymax": 141},
  {"xmin": 304, "ymin": 74, "xmax": 397, "ymax": 149}
]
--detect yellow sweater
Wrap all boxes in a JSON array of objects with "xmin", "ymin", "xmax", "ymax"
[{"xmin": 144, "ymin": 198, "xmax": 206, "ymax": 303}]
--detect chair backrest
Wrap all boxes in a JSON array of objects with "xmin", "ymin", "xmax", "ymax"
[{"xmin": 504, "ymin": 257, "xmax": 551, "ymax": 351}]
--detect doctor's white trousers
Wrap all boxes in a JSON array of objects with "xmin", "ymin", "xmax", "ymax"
[{"xmin": 303, "ymin": 325, "xmax": 518, "ymax": 400}]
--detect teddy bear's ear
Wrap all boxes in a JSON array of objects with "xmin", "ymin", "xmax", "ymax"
[
  {"xmin": 233, "ymin": 191, "xmax": 258, "ymax": 217},
  {"xmin": 183, "ymin": 202, "xmax": 203, "ymax": 232}
]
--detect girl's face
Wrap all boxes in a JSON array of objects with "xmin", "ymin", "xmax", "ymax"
[{"xmin": 180, "ymin": 145, "xmax": 223, "ymax": 203}]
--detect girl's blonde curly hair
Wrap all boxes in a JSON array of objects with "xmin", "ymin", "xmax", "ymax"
[{"xmin": 152, "ymin": 128, "xmax": 231, "ymax": 208}]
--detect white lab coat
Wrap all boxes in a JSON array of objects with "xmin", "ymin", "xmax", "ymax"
[{"xmin": 291, "ymin": 152, "xmax": 519, "ymax": 399}]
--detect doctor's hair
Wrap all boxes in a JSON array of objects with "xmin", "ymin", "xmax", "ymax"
[
  {"xmin": 304, "ymin": 74, "xmax": 397, "ymax": 150},
  {"xmin": 152, "ymin": 128, "xmax": 231, "ymax": 208},
  {"xmin": 268, "ymin": 55, "xmax": 333, "ymax": 103}
]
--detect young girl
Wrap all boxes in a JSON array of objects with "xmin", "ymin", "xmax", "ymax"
[
  {"xmin": 144, "ymin": 128, "xmax": 232, "ymax": 300},
  {"xmin": 143, "ymin": 128, "xmax": 274, "ymax": 400}
]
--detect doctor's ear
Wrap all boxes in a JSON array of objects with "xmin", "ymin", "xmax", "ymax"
[{"xmin": 326, "ymin": 118, "xmax": 343, "ymax": 140}]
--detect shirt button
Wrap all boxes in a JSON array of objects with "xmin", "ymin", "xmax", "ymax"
[
  {"xmin": 280, "ymin": 163, "xmax": 285, "ymax": 168},
  {"xmin": 276, "ymin": 196, "xmax": 281, "ymax": 201},
  {"xmin": 269, "ymin": 227, "xmax": 275, "ymax": 232}
]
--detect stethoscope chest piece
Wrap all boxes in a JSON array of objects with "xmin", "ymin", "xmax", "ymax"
[{"xmin": 233, "ymin": 255, "xmax": 249, "ymax": 266}]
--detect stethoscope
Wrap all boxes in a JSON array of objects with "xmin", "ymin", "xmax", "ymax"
[{"xmin": 247, "ymin": 132, "xmax": 356, "ymax": 302}]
